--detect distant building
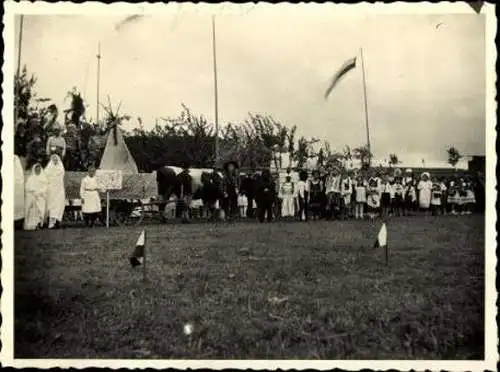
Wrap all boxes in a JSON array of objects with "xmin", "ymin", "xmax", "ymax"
[{"xmin": 468, "ymin": 156, "xmax": 485, "ymax": 174}]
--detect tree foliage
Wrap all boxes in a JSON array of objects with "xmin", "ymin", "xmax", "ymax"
[
  {"xmin": 15, "ymin": 66, "xmax": 381, "ymax": 174},
  {"xmin": 388, "ymin": 153, "xmax": 400, "ymax": 167},
  {"xmin": 352, "ymin": 145, "xmax": 373, "ymax": 170},
  {"xmin": 447, "ymin": 146, "xmax": 462, "ymax": 168}
]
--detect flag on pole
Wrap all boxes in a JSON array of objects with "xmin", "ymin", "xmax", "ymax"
[
  {"xmin": 373, "ymin": 223, "xmax": 387, "ymax": 248},
  {"xmin": 324, "ymin": 57, "xmax": 357, "ymax": 100},
  {"xmin": 130, "ymin": 230, "xmax": 145, "ymax": 267}
]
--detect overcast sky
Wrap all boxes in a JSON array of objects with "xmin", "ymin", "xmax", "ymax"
[{"xmin": 16, "ymin": 5, "xmax": 486, "ymax": 166}]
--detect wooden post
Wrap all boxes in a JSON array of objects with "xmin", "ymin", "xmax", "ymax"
[
  {"xmin": 96, "ymin": 42, "xmax": 101, "ymax": 128},
  {"xmin": 143, "ymin": 230, "xmax": 147, "ymax": 282},
  {"xmin": 212, "ymin": 15, "xmax": 220, "ymax": 165},
  {"xmin": 385, "ymin": 244, "xmax": 389, "ymax": 266},
  {"xmin": 106, "ymin": 190, "xmax": 110, "ymax": 229},
  {"xmin": 360, "ymin": 48, "xmax": 371, "ymax": 167}
]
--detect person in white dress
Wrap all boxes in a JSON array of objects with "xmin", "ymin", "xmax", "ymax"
[
  {"xmin": 354, "ymin": 175, "xmax": 367, "ymax": 219},
  {"xmin": 45, "ymin": 154, "xmax": 66, "ymax": 228},
  {"xmin": 237, "ymin": 193, "xmax": 248, "ymax": 218},
  {"xmin": 80, "ymin": 165, "xmax": 102, "ymax": 227},
  {"xmin": 417, "ymin": 172, "xmax": 433, "ymax": 213},
  {"xmin": 280, "ymin": 175, "xmax": 295, "ymax": 218},
  {"xmin": 23, "ymin": 163, "xmax": 47, "ymax": 231},
  {"xmin": 14, "ymin": 155, "xmax": 25, "ymax": 225}
]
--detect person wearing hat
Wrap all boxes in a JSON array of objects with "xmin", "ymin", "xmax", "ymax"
[
  {"xmin": 222, "ymin": 160, "xmax": 240, "ymax": 220},
  {"xmin": 417, "ymin": 172, "xmax": 433, "ymax": 214}
]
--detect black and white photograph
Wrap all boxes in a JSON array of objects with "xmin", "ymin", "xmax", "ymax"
[{"xmin": 1, "ymin": 1, "xmax": 497, "ymax": 369}]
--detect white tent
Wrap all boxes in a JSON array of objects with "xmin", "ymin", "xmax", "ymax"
[{"xmin": 99, "ymin": 128, "xmax": 139, "ymax": 173}]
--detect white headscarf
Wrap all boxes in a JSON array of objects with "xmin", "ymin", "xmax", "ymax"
[
  {"xmin": 45, "ymin": 154, "xmax": 65, "ymax": 183},
  {"xmin": 421, "ymin": 172, "xmax": 431, "ymax": 180},
  {"xmin": 25, "ymin": 163, "xmax": 47, "ymax": 194}
]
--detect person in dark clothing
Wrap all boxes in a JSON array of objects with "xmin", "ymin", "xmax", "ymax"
[
  {"xmin": 256, "ymin": 169, "xmax": 276, "ymax": 223},
  {"xmin": 240, "ymin": 170, "xmax": 258, "ymax": 218},
  {"xmin": 222, "ymin": 161, "xmax": 240, "ymax": 220},
  {"xmin": 176, "ymin": 165, "xmax": 193, "ymax": 223},
  {"xmin": 474, "ymin": 172, "xmax": 485, "ymax": 213},
  {"xmin": 309, "ymin": 170, "xmax": 324, "ymax": 220},
  {"xmin": 200, "ymin": 171, "xmax": 222, "ymax": 220}
]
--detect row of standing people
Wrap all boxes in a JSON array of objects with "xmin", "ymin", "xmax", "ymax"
[
  {"xmin": 273, "ymin": 168, "xmax": 479, "ymax": 221},
  {"xmin": 184, "ymin": 166, "xmax": 480, "ymax": 222}
]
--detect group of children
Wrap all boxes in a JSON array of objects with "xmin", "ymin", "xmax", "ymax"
[{"xmin": 228, "ymin": 167, "xmax": 479, "ymax": 222}]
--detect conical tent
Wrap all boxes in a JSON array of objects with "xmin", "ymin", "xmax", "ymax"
[{"xmin": 99, "ymin": 128, "xmax": 139, "ymax": 173}]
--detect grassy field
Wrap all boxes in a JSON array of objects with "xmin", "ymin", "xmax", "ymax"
[{"xmin": 14, "ymin": 215, "xmax": 484, "ymax": 359}]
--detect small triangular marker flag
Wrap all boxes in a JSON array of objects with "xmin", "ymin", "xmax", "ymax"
[
  {"xmin": 374, "ymin": 223, "xmax": 387, "ymax": 248},
  {"xmin": 468, "ymin": 1, "xmax": 483, "ymax": 14},
  {"xmin": 130, "ymin": 230, "xmax": 145, "ymax": 267}
]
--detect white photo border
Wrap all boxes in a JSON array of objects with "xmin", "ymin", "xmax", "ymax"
[{"xmin": 1, "ymin": 2, "xmax": 497, "ymax": 370}]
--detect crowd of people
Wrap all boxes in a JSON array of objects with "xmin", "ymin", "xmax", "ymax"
[
  {"xmin": 14, "ymin": 153, "xmax": 484, "ymax": 231},
  {"xmin": 15, "ymin": 103, "xmax": 98, "ymax": 173},
  {"xmin": 14, "ymin": 152, "xmax": 105, "ymax": 230},
  {"xmin": 16, "ymin": 154, "xmax": 67, "ymax": 230},
  {"xmin": 168, "ymin": 162, "xmax": 485, "ymax": 224}
]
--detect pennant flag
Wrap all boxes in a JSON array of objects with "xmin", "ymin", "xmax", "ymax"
[
  {"xmin": 130, "ymin": 230, "xmax": 145, "ymax": 267},
  {"xmin": 373, "ymin": 223, "xmax": 387, "ymax": 248},
  {"xmin": 324, "ymin": 57, "xmax": 357, "ymax": 100},
  {"xmin": 468, "ymin": 1, "xmax": 483, "ymax": 14}
]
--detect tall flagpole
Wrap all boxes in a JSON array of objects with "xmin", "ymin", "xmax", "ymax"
[
  {"xmin": 96, "ymin": 42, "xmax": 102, "ymax": 128},
  {"xmin": 211, "ymin": 15, "xmax": 220, "ymax": 166},
  {"xmin": 360, "ymin": 48, "xmax": 372, "ymax": 167}
]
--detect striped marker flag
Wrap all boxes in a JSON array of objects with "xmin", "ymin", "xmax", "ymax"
[
  {"xmin": 130, "ymin": 230, "xmax": 145, "ymax": 267},
  {"xmin": 324, "ymin": 57, "xmax": 357, "ymax": 100}
]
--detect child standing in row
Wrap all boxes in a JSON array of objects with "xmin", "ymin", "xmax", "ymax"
[
  {"xmin": 392, "ymin": 177, "xmax": 406, "ymax": 217},
  {"xmin": 430, "ymin": 177, "xmax": 443, "ymax": 216},
  {"xmin": 354, "ymin": 175, "xmax": 367, "ymax": 219},
  {"xmin": 380, "ymin": 176, "xmax": 392, "ymax": 219},
  {"xmin": 340, "ymin": 172, "xmax": 353, "ymax": 220}
]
